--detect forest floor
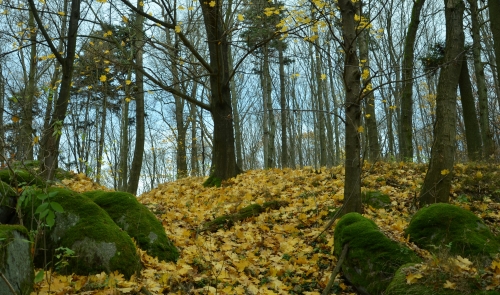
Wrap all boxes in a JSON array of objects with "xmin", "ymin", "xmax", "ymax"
[{"xmin": 32, "ymin": 161, "xmax": 500, "ymax": 295}]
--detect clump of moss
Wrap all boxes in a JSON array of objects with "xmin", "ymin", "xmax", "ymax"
[
  {"xmin": 203, "ymin": 174, "xmax": 222, "ymax": 187},
  {"xmin": 82, "ymin": 190, "xmax": 179, "ymax": 262},
  {"xmin": 405, "ymin": 203, "xmax": 500, "ymax": 266},
  {"xmin": 202, "ymin": 200, "xmax": 289, "ymax": 232},
  {"xmin": 386, "ymin": 262, "xmax": 499, "ymax": 295},
  {"xmin": 23, "ymin": 188, "xmax": 141, "ymax": 278},
  {"xmin": 0, "ymin": 168, "xmax": 46, "ymax": 188},
  {"xmin": 334, "ymin": 213, "xmax": 421, "ymax": 295},
  {"xmin": 362, "ymin": 190, "xmax": 391, "ymax": 209}
]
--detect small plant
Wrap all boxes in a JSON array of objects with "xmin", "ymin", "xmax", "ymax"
[
  {"xmin": 54, "ymin": 246, "xmax": 77, "ymax": 272},
  {"xmin": 35, "ymin": 191, "xmax": 64, "ymax": 228}
]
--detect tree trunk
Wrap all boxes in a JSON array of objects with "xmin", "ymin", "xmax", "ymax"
[
  {"xmin": 127, "ymin": 0, "xmax": 145, "ymax": 194},
  {"xmin": 470, "ymin": 0, "xmax": 495, "ymax": 158},
  {"xmin": 458, "ymin": 58, "xmax": 482, "ymax": 161},
  {"xmin": 400, "ymin": 0, "xmax": 426, "ymax": 161},
  {"xmin": 19, "ymin": 7, "xmax": 38, "ymax": 161},
  {"xmin": 29, "ymin": 0, "xmax": 80, "ymax": 180},
  {"xmin": 119, "ymin": 70, "xmax": 131, "ymax": 191},
  {"xmin": 488, "ymin": 0, "xmax": 500, "ymax": 98},
  {"xmin": 338, "ymin": 0, "xmax": 362, "ymax": 214},
  {"xmin": 357, "ymin": 5, "xmax": 380, "ymax": 162},
  {"xmin": 200, "ymin": 0, "xmax": 241, "ymax": 185},
  {"xmin": 0, "ymin": 64, "xmax": 4, "ymax": 166},
  {"xmin": 278, "ymin": 41, "xmax": 288, "ymax": 168},
  {"xmin": 419, "ymin": 0, "xmax": 464, "ymax": 206}
]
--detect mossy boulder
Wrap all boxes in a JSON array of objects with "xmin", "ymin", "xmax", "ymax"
[
  {"xmin": 82, "ymin": 190, "xmax": 179, "ymax": 262},
  {"xmin": 0, "ymin": 168, "xmax": 46, "ymax": 188},
  {"xmin": 0, "ymin": 225, "xmax": 34, "ymax": 295},
  {"xmin": 405, "ymin": 203, "xmax": 500, "ymax": 266},
  {"xmin": 23, "ymin": 188, "xmax": 141, "ymax": 278},
  {"xmin": 334, "ymin": 213, "xmax": 421, "ymax": 295},
  {"xmin": 362, "ymin": 190, "xmax": 391, "ymax": 209},
  {"xmin": 385, "ymin": 263, "xmax": 498, "ymax": 295},
  {"xmin": 0, "ymin": 181, "xmax": 17, "ymax": 224}
]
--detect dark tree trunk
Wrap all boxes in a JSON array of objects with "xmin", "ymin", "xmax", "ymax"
[
  {"xmin": 400, "ymin": 0, "xmax": 426, "ymax": 161},
  {"xmin": 458, "ymin": 59, "xmax": 482, "ymax": 161},
  {"xmin": 419, "ymin": 0, "xmax": 465, "ymax": 205},
  {"xmin": 29, "ymin": 0, "xmax": 80, "ymax": 180},
  {"xmin": 338, "ymin": 0, "xmax": 362, "ymax": 214},
  {"xmin": 200, "ymin": 1, "xmax": 241, "ymax": 186},
  {"xmin": 127, "ymin": 1, "xmax": 145, "ymax": 195}
]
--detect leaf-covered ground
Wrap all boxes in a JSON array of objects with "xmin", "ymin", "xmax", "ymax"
[{"xmin": 33, "ymin": 162, "xmax": 500, "ymax": 294}]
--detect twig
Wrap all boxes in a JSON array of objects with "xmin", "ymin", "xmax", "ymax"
[
  {"xmin": 322, "ymin": 243, "xmax": 349, "ymax": 295},
  {"xmin": 0, "ymin": 272, "xmax": 18, "ymax": 295},
  {"xmin": 311, "ymin": 204, "xmax": 343, "ymax": 242}
]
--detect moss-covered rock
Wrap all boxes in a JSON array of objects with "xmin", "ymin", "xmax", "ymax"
[
  {"xmin": 0, "ymin": 225, "xmax": 34, "ymax": 295},
  {"xmin": 362, "ymin": 190, "xmax": 391, "ymax": 209},
  {"xmin": 385, "ymin": 263, "xmax": 498, "ymax": 295},
  {"xmin": 0, "ymin": 168, "xmax": 46, "ymax": 188},
  {"xmin": 0, "ymin": 181, "xmax": 17, "ymax": 224},
  {"xmin": 405, "ymin": 203, "xmax": 500, "ymax": 266},
  {"xmin": 82, "ymin": 190, "xmax": 179, "ymax": 262},
  {"xmin": 334, "ymin": 213, "xmax": 421, "ymax": 295},
  {"xmin": 22, "ymin": 188, "xmax": 141, "ymax": 278}
]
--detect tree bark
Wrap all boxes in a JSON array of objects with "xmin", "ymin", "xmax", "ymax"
[
  {"xmin": 278, "ymin": 41, "xmax": 288, "ymax": 168},
  {"xmin": 419, "ymin": 0, "xmax": 465, "ymax": 206},
  {"xmin": 338, "ymin": 0, "xmax": 362, "ymax": 214},
  {"xmin": 400, "ymin": 0, "xmax": 426, "ymax": 161},
  {"xmin": 458, "ymin": 59, "xmax": 482, "ymax": 161},
  {"xmin": 470, "ymin": 0, "xmax": 495, "ymax": 158},
  {"xmin": 357, "ymin": 5, "xmax": 380, "ymax": 162},
  {"xmin": 29, "ymin": 0, "xmax": 80, "ymax": 180},
  {"xmin": 127, "ymin": 0, "xmax": 145, "ymax": 194},
  {"xmin": 200, "ymin": 0, "xmax": 241, "ymax": 185}
]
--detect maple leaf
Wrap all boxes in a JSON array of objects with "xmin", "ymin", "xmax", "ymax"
[
  {"xmin": 209, "ymin": 1, "xmax": 216, "ymax": 7},
  {"xmin": 100, "ymin": 75, "xmax": 107, "ymax": 82},
  {"xmin": 406, "ymin": 272, "xmax": 423, "ymax": 284},
  {"xmin": 443, "ymin": 280, "xmax": 456, "ymax": 289},
  {"xmin": 238, "ymin": 14, "xmax": 244, "ymax": 21}
]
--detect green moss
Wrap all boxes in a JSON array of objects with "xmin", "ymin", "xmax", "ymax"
[
  {"xmin": 0, "ymin": 181, "xmax": 16, "ymax": 208},
  {"xmin": 385, "ymin": 263, "xmax": 498, "ymax": 295},
  {"xmin": 0, "ymin": 225, "xmax": 33, "ymax": 295},
  {"xmin": 0, "ymin": 169, "xmax": 46, "ymax": 188},
  {"xmin": 405, "ymin": 203, "xmax": 500, "ymax": 265},
  {"xmin": 203, "ymin": 174, "xmax": 222, "ymax": 187},
  {"xmin": 334, "ymin": 213, "xmax": 421, "ymax": 295},
  {"xmin": 202, "ymin": 201, "xmax": 288, "ymax": 232},
  {"xmin": 23, "ymin": 188, "xmax": 141, "ymax": 278},
  {"xmin": 82, "ymin": 190, "xmax": 179, "ymax": 262},
  {"xmin": 362, "ymin": 190, "xmax": 391, "ymax": 209}
]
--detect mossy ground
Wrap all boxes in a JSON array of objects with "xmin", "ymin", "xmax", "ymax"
[
  {"xmin": 334, "ymin": 213, "xmax": 421, "ymax": 294},
  {"xmin": 202, "ymin": 200, "xmax": 289, "ymax": 232},
  {"xmin": 0, "ymin": 168, "xmax": 46, "ymax": 188},
  {"xmin": 82, "ymin": 190, "xmax": 179, "ymax": 262},
  {"xmin": 385, "ymin": 262, "xmax": 499, "ymax": 295},
  {"xmin": 362, "ymin": 190, "xmax": 391, "ymax": 208},
  {"xmin": 23, "ymin": 188, "xmax": 141, "ymax": 278},
  {"xmin": 405, "ymin": 203, "xmax": 500, "ymax": 266}
]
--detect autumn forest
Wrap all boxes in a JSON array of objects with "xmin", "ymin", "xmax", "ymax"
[{"xmin": 1, "ymin": 0, "xmax": 500, "ymax": 294}]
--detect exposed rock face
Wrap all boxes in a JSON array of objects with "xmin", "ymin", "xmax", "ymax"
[{"xmin": 0, "ymin": 225, "xmax": 34, "ymax": 295}]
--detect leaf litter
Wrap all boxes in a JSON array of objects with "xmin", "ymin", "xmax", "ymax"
[{"xmin": 34, "ymin": 162, "xmax": 500, "ymax": 294}]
